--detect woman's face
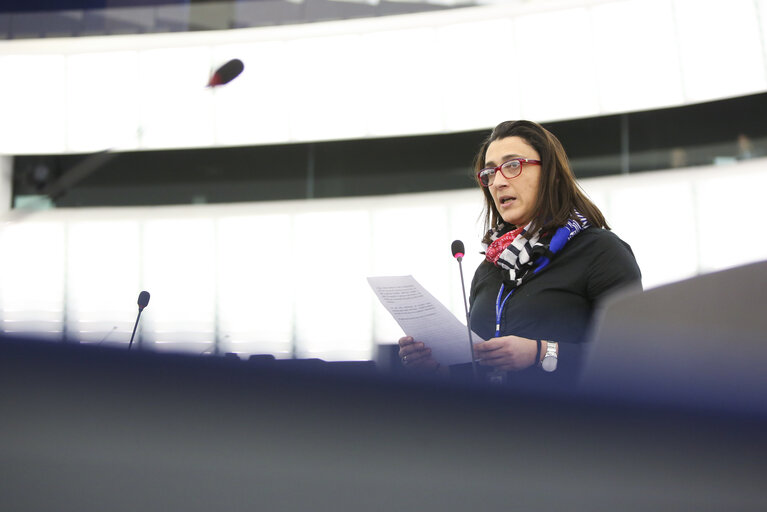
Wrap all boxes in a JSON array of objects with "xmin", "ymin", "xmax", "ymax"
[{"xmin": 484, "ymin": 136, "xmax": 541, "ymax": 227}]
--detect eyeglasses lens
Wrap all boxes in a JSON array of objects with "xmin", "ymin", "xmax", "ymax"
[
  {"xmin": 480, "ymin": 160, "xmax": 522, "ymax": 187},
  {"xmin": 501, "ymin": 160, "xmax": 521, "ymax": 178}
]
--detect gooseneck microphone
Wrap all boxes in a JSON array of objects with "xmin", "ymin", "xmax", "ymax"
[
  {"xmin": 451, "ymin": 240, "xmax": 478, "ymax": 380},
  {"xmin": 128, "ymin": 291, "xmax": 150, "ymax": 351},
  {"xmin": 207, "ymin": 59, "xmax": 244, "ymax": 87}
]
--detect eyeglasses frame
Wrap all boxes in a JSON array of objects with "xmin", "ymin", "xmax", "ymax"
[{"xmin": 477, "ymin": 157, "xmax": 542, "ymax": 187}]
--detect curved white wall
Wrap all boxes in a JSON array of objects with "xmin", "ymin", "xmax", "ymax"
[{"xmin": 1, "ymin": 0, "xmax": 766, "ymax": 154}]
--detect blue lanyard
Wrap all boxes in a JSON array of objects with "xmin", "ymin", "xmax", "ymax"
[{"xmin": 495, "ymin": 283, "xmax": 513, "ymax": 337}]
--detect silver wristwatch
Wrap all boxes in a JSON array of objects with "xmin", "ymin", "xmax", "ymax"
[{"xmin": 541, "ymin": 341, "xmax": 558, "ymax": 372}]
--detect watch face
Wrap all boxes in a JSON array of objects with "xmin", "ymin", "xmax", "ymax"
[{"xmin": 542, "ymin": 356, "xmax": 557, "ymax": 372}]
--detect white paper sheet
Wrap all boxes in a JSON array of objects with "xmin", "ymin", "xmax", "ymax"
[{"xmin": 367, "ymin": 275, "xmax": 484, "ymax": 366}]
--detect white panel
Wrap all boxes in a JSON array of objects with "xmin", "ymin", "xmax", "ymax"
[
  {"xmin": 66, "ymin": 51, "xmax": 141, "ymax": 152},
  {"xmin": 66, "ymin": 220, "xmax": 141, "ymax": 345},
  {"xmin": 212, "ymin": 41, "xmax": 292, "ymax": 145},
  {"xmin": 696, "ymin": 170, "xmax": 767, "ymax": 272},
  {"xmin": 293, "ymin": 209, "xmax": 372, "ymax": 360},
  {"xmin": 592, "ymin": 0, "xmax": 685, "ymax": 112},
  {"xmin": 437, "ymin": 18, "xmax": 519, "ymax": 132},
  {"xmin": 217, "ymin": 214, "xmax": 294, "ymax": 356},
  {"xmin": 0, "ymin": 221, "xmax": 65, "ymax": 335},
  {"xmin": 284, "ymin": 34, "xmax": 369, "ymax": 141},
  {"xmin": 363, "ymin": 28, "xmax": 445, "ymax": 136},
  {"xmin": 0, "ymin": 55, "xmax": 67, "ymax": 154},
  {"xmin": 141, "ymin": 218, "xmax": 217, "ymax": 352},
  {"xmin": 674, "ymin": 0, "xmax": 767, "ymax": 102},
  {"xmin": 138, "ymin": 46, "xmax": 216, "ymax": 149},
  {"xmin": 513, "ymin": 8, "xmax": 601, "ymax": 121},
  {"xmin": 608, "ymin": 179, "xmax": 698, "ymax": 289}
]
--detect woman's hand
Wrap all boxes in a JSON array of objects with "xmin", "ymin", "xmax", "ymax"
[
  {"xmin": 397, "ymin": 336, "xmax": 440, "ymax": 372},
  {"xmin": 473, "ymin": 335, "xmax": 539, "ymax": 372}
]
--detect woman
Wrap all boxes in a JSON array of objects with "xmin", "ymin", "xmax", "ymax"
[{"xmin": 398, "ymin": 120, "xmax": 641, "ymax": 389}]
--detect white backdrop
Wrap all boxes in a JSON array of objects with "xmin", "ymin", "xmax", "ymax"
[{"xmin": 2, "ymin": 157, "xmax": 766, "ymax": 360}]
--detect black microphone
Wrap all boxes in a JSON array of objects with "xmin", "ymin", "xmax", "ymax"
[
  {"xmin": 138, "ymin": 291, "xmax": 150, "ymax": 310},
  {"xmin": 451, "ymin": 240, "xmax": 465, "ymax": 262},
  {"xmin": 451, "ymin": 240, "xmax": 477, "ymax": 380},
  {"xmin": 129, "ymin": 291, "xmax": 150, "ymax": 350},
  {"xmin": 207, "ymin": 59, "xmax": 244, "ymax": 87}
]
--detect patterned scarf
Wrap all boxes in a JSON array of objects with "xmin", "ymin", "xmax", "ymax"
[{"xmin": 483, "ymin": 212, "xmax": 591, "ymax": 288}]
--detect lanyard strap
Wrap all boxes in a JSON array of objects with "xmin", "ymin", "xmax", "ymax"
[{"xmin": 495, "ymin": 283, "xmax": 514, "ymax": 337}]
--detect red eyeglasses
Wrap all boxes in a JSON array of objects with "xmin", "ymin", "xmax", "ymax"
[{"xmin": 477, "ymin": 158, "xmax": 541, "ymax": 187}]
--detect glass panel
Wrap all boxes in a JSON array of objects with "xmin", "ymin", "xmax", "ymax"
[
  {"xmin": 66, "ymin": 219, "xmax": 141, "ymax": 346},
  {"xmin": 675, "ymin": 0, "xmax": 766, "ymax": 101},
  {"xmin": 0, "ymin": 55, "xmax": 66, "ymax": 154},
  {"xmin": 0, "ymin": 221, "xmax": 65, "ymax": 336},
  {"xmin": 141, "ymin": 217, "xmax": 217, "ymax": 352},
  {"xmin": 217, "ymin": 214, "xmax": 294, "ymax": 357},
  {"xmin": 138, "ymin": 46, "xmax": 215, "ymax": 149},
  {"xmin": 293, "ymin": 209, "xmax": 373, "ymax": 360},
  {"xmin": 514, "ymin": 7, "xmax": 600, "ymax": 121},
  {"xmin": 66, "ymin": 51, "xmax": 141, "ymax": 152}
]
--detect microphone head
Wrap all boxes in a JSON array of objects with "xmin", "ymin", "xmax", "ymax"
[
  {"xmin": 137, "ymin": 291, "xmax": 150, "ymax": 310},
  {"xmin": 207, "ymin": 58, "xmax": 244, "ymax": 87},
  {"xmin": 451, "ymin": 240, "xmax": 465, "ymax": 260}
]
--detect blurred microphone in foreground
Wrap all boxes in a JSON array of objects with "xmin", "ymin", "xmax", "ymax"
[{"xmin": 207, "ymin": 59, "xmax": 244, "ymax": 87}]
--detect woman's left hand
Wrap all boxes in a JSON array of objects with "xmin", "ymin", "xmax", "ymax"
[{"xmin": 473, "ymin": 335, "xmax": 538, "ymax": 371}]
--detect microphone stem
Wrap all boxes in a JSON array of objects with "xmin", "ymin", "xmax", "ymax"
[
  {"xmin": 457, "ymin": 258, "xmax": 478, "ymax": 380},
  {"xmin": 128, "ymin": 309, "xmax": 143, "ymax": 351}
]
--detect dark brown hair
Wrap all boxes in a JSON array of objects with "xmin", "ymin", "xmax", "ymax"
[{"xmin": 474, "ymin": 120, "xmax": 608, "ymax": 243}]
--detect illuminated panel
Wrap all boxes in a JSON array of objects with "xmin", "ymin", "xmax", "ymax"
[
  {"xmin": 138, "ymin": 46, "xmax": 216, "ymax": 149},
  {"xmin": 66, "ymin": 51, "xmax": 141, "ymax": 152},
  {"xmin": 66, "ymin": 220, "xmax": 141, "ymax": 346},
  {"xmin": 607, "ymin": 178, "xmax": 698, "ymax": 289},
  {"xmin": 674, "ymin": 0, "xmax": 766, "ymax": 102},
  {"xmin": 284, "ymin": 34, "xmax": 368, "ymax": 142},
  {"xmin": 0, "ymin": 55, "xmax": 67, "ymax": 154},
  {"xmin": 216, "ymin": 214, "xmax": 294, "ymax": 357},
  {"xmin": 513, "ymin": 7, "xmax": 600, "ymax": 121},
  {"xmin": 362, "ymin": 28, "xmax": 444, "ymax": 137},
  {"xmin": 141, "ymin": 217, "xmax": 217, "ymax": 353},
  {"xmin": 293, "ymin": 209, "xmax": 372, "ymax": 360},
  {"xmin": 212, "ymin": 41, "xmax": 292, "ymax": 145},
  {"xmin": 437, "ymin": 18, "xmax": 519, "ymax": 132},
  {"xmin": 696, "ymin": 168, "xmax": 767, "ymax": 272},
  {"xmin": 591, "ymin": 0, "xmax": 684, "ymax": 112},
  {"xmin": 0, "ymin": 221, "xmax": 65, "ymax": 338}
]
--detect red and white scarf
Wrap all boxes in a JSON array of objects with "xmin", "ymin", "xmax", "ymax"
[{"xmin": 483, "ymin": 213, "xmax": 590, "ymax": 288}]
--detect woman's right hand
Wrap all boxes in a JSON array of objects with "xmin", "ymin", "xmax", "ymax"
[{"xmin": 397, "ymin": 336, "xmax": 440, "ymax": 372}]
